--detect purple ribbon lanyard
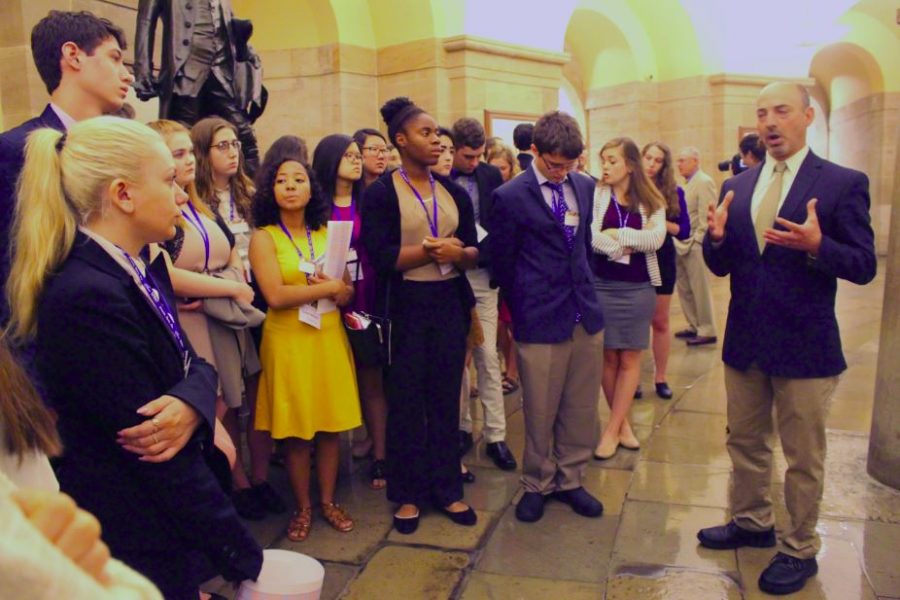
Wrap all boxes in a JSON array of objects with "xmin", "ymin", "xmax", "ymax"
[
  {"xmin": 278, "ymin": 220, "xmax": 316, "ymax": 281},
  {"xmin": 229, "ymin": 191, "xmax": 237, "ymax": 223},
  {"xmin": 612, "ymin": 193, "xmax": 629, "ymax": 228},
  {"xmin": 119, "ymin": 248, "xmax": 189, "ymax": 363},
  {"xmin": 181, "ymin": 203, "xmax": 211, "ymax": 273},
  {"xmin": 399, "ymin": 168, "xmax": 438, "ymax": 237}
]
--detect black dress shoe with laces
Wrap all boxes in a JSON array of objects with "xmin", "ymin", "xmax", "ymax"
[
  {"xmin": 758, "ymin": 552, "xmax": 818, "ymax": 595},
  {"xmin": 697, "ymin": 521, "xmax": 776, "ymax": 550},
  {"xmin": 550, "ymin": 487, "xmax": 603, "ymax": 518},
  {"xmin": 515, "ymin": 492, "xmax": 546, "ymax": 522},
  {"xmin": 486, "ymin": 441, "xmax": 517, "ymax": 471}
]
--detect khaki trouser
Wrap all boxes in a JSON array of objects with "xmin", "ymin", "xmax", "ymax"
[
  {"xmin": 675, "ymin": 243, "xmax": 717, "ymax": 337},
  {"xmin": 517, "ymin": 325, "xmax": 603, "ymax": 494},
  {"xmin": 724, "ymin": 364, "xmax": 839, "ymax": 559}
]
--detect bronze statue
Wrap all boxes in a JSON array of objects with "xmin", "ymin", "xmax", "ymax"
[{"xmin": 134, "ymin": 0, "xmax": 265, "ymax": 172}]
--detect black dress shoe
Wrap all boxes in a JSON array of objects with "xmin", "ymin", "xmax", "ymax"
[
  {"xmin": 655, "ymin": 382, "xmax": 673, "ymax": 399},
  {"xmin": 436, "ymin": 503, "xmax": 477, "ymax": 526},
  {"xmin": 550, "ymin": 487, "xmax": 603, "ymax": 518},
  {"xmin": 758, "ymin": 552, "xmax": 818, "ymax": 595},
  {"xmin": 697, "ymin": 521, "xmax": 776, "ymax": 550},
  {"xmin": 486, "ymin": 441, "xmax": 517, "ymax": 471},
  {"xmin": 515, "ymin": 491, "xmax": 546, "ymax": 522},
  {"xmin": 232, "ymin": 488, "xmax": 266, "ymax": 520},
  {"xmin": 674, "ymin": 328, "xmax": 697, "ymax": 339},
  {"xmin": 458, "ymin": 430, "xmax": 474, "ymax": 457},
  {"xmin": 393, "ymin": 509, "xmax": 420, "ymax": 535},
  {"xmin": 251, "ymin": 481, "xmax": 287, "ymax": 514},
  {"xmin": 686, "ymin": 335, "xmax": 717, "ymax": 346}
]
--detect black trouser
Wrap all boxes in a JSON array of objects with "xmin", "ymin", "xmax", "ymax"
[
  {"xmin": 169, "ymin": 75, "xmax": 260, "ymax": 175},
  {"xmin": 386, "ymin": 279, "xmax": 469, "ymax": 507}
]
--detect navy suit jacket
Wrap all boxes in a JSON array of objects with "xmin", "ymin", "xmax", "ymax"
[
  {"xmin": 37, "ymin": 233, "xmax": 262, "ymax": 593},
  {"xmin": 703, "ymin": 151, "xmax": 876, "ymax": 378},
  {"xmin": 0, "ymin": 105, "xmax": 65, "ymax": 322},
  {"xmin": 489, "ymin": 168, "xmax": 603, "ymax": 344},
  {"xmin": 459, "ymin": 161, "xmax": 503, "ymax": 272}
]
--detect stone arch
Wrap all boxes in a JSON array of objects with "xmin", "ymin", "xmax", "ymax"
[{"xmin": 810, "ymin": 42, "xmax": 883, "ymax": 110}]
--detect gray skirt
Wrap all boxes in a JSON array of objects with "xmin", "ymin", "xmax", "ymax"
[{"xmin": 594, "ymin": 279, "xmax": 656, "ymax": 350}]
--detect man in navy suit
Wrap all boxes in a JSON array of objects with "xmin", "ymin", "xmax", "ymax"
[
  {"xmin": 0, "ymin": 10, "xmax": 133, "ymax": 322},
  {"xmin": 697, "ymin": 82, "xmax": 876, "ymax": 595},
  {"xmin": 449, "ymin": 117, "xmax": 517, "ymax": 472},
  {"xmin": 490, "ymin": 111, "xmax": 604, "ymax": 523}
]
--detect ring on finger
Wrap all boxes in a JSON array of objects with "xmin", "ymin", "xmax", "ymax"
[{"xmin": 152, "ymin": 417, "xmax": 161, "ymax": 432}]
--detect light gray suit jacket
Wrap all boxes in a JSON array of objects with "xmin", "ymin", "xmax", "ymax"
[{"xmin": 674, "ymin": 168, "xmax": 717, "ymax": 255}]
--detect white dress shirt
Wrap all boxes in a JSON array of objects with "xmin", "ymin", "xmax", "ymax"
[{"xmin": 750, "ymin": 146, "xmax": 810, "ymax": 224}]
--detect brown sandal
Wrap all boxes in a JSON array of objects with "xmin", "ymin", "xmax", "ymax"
[
  {"xmin": 321, "ymin": 502, "xmax": 354, "ymax": 533},
  {"xmin": 286, "ymin": 507, "xmax": 312, "ymax": 542}
]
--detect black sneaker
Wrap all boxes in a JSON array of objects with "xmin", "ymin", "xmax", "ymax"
[
  {"xmin": 758, "ymin": 552, "xmax": 818, "ymax": 595},
  {"xmin": 251, "ymin": 481, "xmax": 287, "ymax": 514},
  {"xmin": 232, "ymin": 487, "xmax": 266, "ymax": 520}
]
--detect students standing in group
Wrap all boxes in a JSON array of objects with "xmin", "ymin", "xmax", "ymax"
[
  {"xmin": 312, "ymin": 134, "xmax": 387, "ymax": 490},
  {"xmin": 591, "ymin": 137, "xmax": 667, "ymax": 460},
  {"xmin": 250, "ymin": 139, "xmax": 361, "ymax": 542},
  {"xmin": 362, "ymin": 97, "xmax": 480, "ymax": 534},
  {"xmin": 642, "ymin": 141, "xmax": 690, "ymax": 400},
  {"xmin": 5, "ymin": 116, "xmax": 262, "ymax": 599},
  {"xmin": 353, "ymin": 128, "xmax": 389, "ymax": 191}
]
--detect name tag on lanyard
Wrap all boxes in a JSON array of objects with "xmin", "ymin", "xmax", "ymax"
[
  {"xmin": 564, "ymin": 211, "xmax": 579, "ymax": 228},
  {"xmin": 299, "ymin": 302, "xmax": 322, "ymax": 329}
]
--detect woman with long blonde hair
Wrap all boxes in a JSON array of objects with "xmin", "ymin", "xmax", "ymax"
[
  {"xmin": 5, "ymin": 116, "xmax": 261, "ymax": 598},
  {"xmin": 590, "ymin": 137, "xmax": 667, "ymax": 460}
]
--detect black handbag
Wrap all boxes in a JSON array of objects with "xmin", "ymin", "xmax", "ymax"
[{"xmin": 344, "ymin": 312, "xmax": 391, "ymax": 367}]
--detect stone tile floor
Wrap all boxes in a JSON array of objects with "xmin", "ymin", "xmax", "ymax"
[{"xmin": 211, "ymin": 262, "xmax": 899, "ymax": 599}]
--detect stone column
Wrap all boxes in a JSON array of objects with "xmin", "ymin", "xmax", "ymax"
[{"xmin": 867, "ymin": 138, "xmax": 900, "ymax": 490}]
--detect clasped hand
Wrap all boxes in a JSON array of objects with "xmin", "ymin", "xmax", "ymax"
[
  {"xmin": 308, "ymin": 272, "xmax": 353, "ymax": 306},
  {"xmin": 117, "ymin": 394, "xmax": 201, "ymax": 462},
  {"xmin": 423, "ymin": 236, "xmax": 464, "ymax": 264}
]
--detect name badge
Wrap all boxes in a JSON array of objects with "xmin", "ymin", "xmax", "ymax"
[
  {"xmin": 299, "ymin": 303, "xmax": 322, "ymax": 329},
  {"xmin": 564, "ymin": 211, "xmax": 579, "ymax": 227},
  {"xmin": 475, "ymin": 222, "xmax": 488, "ymax": 243},
  {"xmin": 299, "ymin": 260, "xmax": 316, "ymax": 274},
  {"xmin": 439, "ymin": 262, "xmax": 454, "ymax": 276},
  {"xmin": 230, "ymin": 221, "xmax": 250, "ymax": 235},
  {"xmin": 614, "ymin": 254, "xmax": 631, "ymax": 265}
]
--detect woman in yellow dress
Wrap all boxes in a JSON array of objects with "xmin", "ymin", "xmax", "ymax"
[{"xmin": 249, "ymin": 138, "xmax": 361, "ymax": 542}]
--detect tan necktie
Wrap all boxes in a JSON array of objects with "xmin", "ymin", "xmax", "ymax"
[{"xmin": 755, "ymin": 161, "xmax": 787, "ymax": 252}]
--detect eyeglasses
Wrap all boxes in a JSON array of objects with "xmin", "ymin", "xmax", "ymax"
[
  {"xmin": 539, "ymin": 154, "xmax": 577, "ymax": 173},
  {"xmin": 343, "ymin": 152, "xmax": 363, "ymax": 162},
  {"xmin": 210, "ymin": 140, "xmax": 242, "ymax": 153},
  {"xmin": 362, "ymin": 146, "xmax": 388, "ymax": 156}
]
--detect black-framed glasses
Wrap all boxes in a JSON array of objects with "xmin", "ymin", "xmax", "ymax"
[
  {"xmin": 539, "ymin": 153, "xmax": 576, "ymax": 173},
  {"xmin": 210, "ymin": 140, "xmax": 242, "ymax": 153},
  {"xmin": 362, "ymin": 146, "xmax": 388, "ymax": 156}
]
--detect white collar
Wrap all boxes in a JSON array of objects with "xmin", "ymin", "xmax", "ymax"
[
  {"xmin": 762, "ymin": 145, "xmax": 810, "ymax": 178},
  {"xmin": 48, "ymin": 103, "xmax": 77, "ymax": 130}
]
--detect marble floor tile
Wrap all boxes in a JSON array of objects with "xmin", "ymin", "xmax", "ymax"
[
  {"xmin": 460, "ymin": 572, "xmax": 604, "ymax": 600},
  {"xmin": 824, "ymin": 518, "xmax": 900, "ymax": 597},
  {"xmin": 605, "ymin": 568, "xmax": 742, "ymax": 600},
  {"xmin": 461, "ymin": 465, "xmax": 521, "ymax": 512},
  {"xmin": 341, "ymin": 546, "xmax": 469, "ymax": 600},
  {"xmin": 612, "ymin": 501, "xmax": 736, "ymax": 573},
  {"xmin": 629, "ymin": 461, "xmax": 731, "ymax": 509}
]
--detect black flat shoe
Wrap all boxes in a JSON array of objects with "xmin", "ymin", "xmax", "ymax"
[
  {"xmin": 655, "ymin": 382, "xmax": 673, "ymax": 399},
  {"xmin": 393, "ymin": 509, "xmax": 420, "ymax": 535},
  {"xmin": 436, "ymin": 503, "xmax": 477, "ymax": 526},
  {"xmin": 758, "ymin": 552, "xmax": 818, "ymax": 595},
  {"xmin": 697, "ymin": 521, "xmax": 776, "ymax": 550}
]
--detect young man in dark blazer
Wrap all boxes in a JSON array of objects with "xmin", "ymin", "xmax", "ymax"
[
  {"xmin": 513, "ymin": 122, "xmax": 535, "ymax": 172},
  {"xmin": 698, "ymin": 82, "xmax": 877, "ymax": 596},
  {"xmin": 450, "ymin": 117, "xmax": 517, "ymax": 471},
  {"xmin": 490, "ymin": 111, "xmax": 604, "ymax": 523},
  {"xmin": 0, "ymin": 10, "xmax": 133, "ymax": 322}
]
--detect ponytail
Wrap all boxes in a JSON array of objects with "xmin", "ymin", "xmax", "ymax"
[{"xmin": 5, "ymin": 128, "xmax": 76, "ymax": 342}]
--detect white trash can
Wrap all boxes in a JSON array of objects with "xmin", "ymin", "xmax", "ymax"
[{"xmin": 236, "ymin": 549, "xmax": 325, "ymax": 600}]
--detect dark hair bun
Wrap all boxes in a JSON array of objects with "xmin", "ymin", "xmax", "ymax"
[{"xmin": 380, "ymin": 97, "xmax": 416, "ymax": 127}]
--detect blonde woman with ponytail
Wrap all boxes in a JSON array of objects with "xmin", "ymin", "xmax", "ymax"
[{"xmin": 6, "ymin": 116, "xmax": 262, "ymax": 599}]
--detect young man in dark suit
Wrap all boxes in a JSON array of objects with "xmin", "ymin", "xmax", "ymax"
[
  {"xmin": 490, "ymin": 111, "xmax": 604, "ymax": 523},
  {"xmin": 513, "ymin": 122, "xmax": 535, "ymax": 172},
  {"xmin": 698, "ymin": 82, "xmax": 877, "ymax": 595},
  {"xmin": 0, "ymin": 10, "xmax": 133, "ymax": 322},
  {"xmin": 450, "ymin": 117, "xmax": 517, "ymax": 472}
]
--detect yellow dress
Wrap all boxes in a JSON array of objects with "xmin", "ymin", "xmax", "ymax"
[{"xmin": 255, "ymin": 224, "xmax": 361, "ymax": 440}]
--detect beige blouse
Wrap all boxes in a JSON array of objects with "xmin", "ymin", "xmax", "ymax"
[{"xmin": 394, "ymin": 169, "xmax": 460, "ymax": 282}]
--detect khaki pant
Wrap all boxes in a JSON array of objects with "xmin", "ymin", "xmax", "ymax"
[
  {"xmin": 724, "ymin": 364, "xmax": 839, "ymax": 559},
  {"xmin": 517, "ymin": 325, "xmax": 603, "ymax": 494},
  {"xmin": 675, "ymin": 244, "xmax": 717, "ymax": 337}
]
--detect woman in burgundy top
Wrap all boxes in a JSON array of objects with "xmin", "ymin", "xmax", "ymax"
[{"xmin": 590, "ymin": 138, "xmax": 667, "ymax": 461}]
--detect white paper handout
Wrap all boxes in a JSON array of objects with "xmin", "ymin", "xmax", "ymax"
[{"xmin": 317, "ymin": 220, "xmax": 354, "ymax": 314}]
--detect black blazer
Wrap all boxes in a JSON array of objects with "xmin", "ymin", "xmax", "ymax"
[
  {"xmin": 361, "ymin": 171, "xmax": 478, "ymax": 317},
  {"xmin": 703, "ymin": 152, "xmax": 876, "ymax": 378},
  {"xmin": 37, "ymin": 232, "xmax": 262, "ymax": 596},
  {"xmin": 468, "ymin": 161, "xmax": 504, "ymax": 271},
  {"xmin": 0, "ymin": 105, "xmax": 65, "ymax": 321},
  {"xmin": 489, "ymin": 167, "xmax": 604, "ymax": 344},
  {"xmin": 517, "ymin": 152, "xmax": 533, "ymax": 173}
]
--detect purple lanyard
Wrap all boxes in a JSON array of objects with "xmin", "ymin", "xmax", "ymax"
[
  {"xmin": 119, "ymin": 248, "xmax": 189, "ymax": 360},
  {"xmin": 398, "ymin": 168, "xmax": 438, "ymax": 237},
  {"xmin": 228, "ymin": 191, "xmax": 237, "ymax": 222},
  {"xmin": 181, "ymin": 203, "xmax": 211, "ymax": 273},
  {"xmin": 612, "ymin": 193, "xmax": 630, "ymax": 228},
  {"xmin": 278, "ymin": 220, "xmax": 316, "ymax": 281}
]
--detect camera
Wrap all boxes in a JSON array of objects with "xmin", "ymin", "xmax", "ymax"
[{"xmin": 718, "ymin": 153, "xmax": 747, "ymax": 177}]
